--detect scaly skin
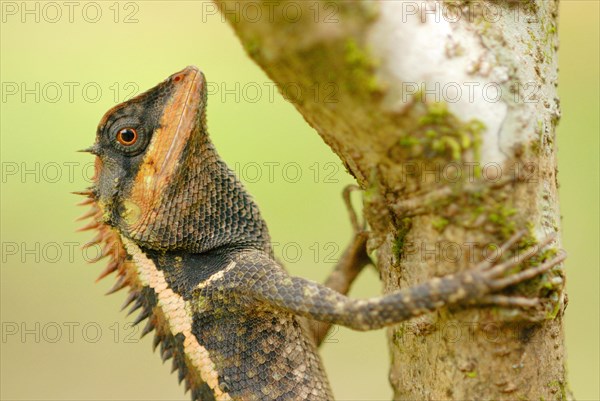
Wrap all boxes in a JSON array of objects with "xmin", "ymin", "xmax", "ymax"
[{"xmin": 77, "ymin": 66, "xmax": 566, "ymax": 400}]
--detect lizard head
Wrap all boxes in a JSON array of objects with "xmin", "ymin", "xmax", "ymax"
[
  {"xmin": 81, "ymin": 66, "xmax": 269, "ymax": 253},
  {"xmin": 87, "ymin": 66, "xmax": 205, "ymax": 249}
]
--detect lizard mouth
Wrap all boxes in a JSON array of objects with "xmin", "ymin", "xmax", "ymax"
[{"xmin": 125, "ymin": 66, "xmax": 205, "ymax": 233}]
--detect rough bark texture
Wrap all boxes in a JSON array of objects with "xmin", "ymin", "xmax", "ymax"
[{"xmin": 215, "ymin": 0, "xmax": 568, "ymax": 399}]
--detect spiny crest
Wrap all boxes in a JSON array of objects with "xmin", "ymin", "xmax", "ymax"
[
  {"xmin": 74, "ymin": 186, "xmax": 123, "ymax": 283},
  {"xmin": 74, "ymin": 181, "xmax": 154, "ymax": 334},
  {"xmin": 74, "ymin": 186, "xmax": 192, "ymax": 393}
]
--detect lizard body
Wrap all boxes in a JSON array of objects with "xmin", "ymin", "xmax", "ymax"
[{"xmin": 78, "ymin": 66, "xmax": 565, "ymax": 400}]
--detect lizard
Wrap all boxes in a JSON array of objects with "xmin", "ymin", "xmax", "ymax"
[{"xmin": 76, "ymin": 66, "xmax": 566, "ymax": 401}]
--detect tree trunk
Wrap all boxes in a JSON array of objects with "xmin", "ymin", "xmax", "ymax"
[{"xmin": 214, "ymin": 0, "xmax": 569, "ymax": 398}]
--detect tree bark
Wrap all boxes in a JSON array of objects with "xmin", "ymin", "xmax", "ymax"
[{"xmin": 214, "ymin": 0, "xmax": 568, "ymax": 399}]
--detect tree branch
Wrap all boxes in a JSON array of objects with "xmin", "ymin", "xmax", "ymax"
[{"xmin": 215, "ymin": 0, "xmax": 568, "ymax": 398}]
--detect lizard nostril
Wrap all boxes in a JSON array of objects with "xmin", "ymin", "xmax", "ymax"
[{"xmin": 174, "ymin": 75, "xmax": 182, "ymax": 82}]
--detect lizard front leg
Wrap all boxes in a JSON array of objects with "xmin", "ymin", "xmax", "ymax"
[{"xmin": 225, "ymin": 230, "xmax": 565, "ymax": 331}]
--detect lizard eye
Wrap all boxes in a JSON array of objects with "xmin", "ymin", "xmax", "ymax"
[
  {"xmin": 108, "ymin": 118, "xmax": 149, "ymax": 156},
  {"xmin": 116, "ymin": 128, "xmax": 138, "ymax": 146}
]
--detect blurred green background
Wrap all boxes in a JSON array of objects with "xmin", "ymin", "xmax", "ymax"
[{"xmin": 0, "ymin": 1, "xmax": 597, "ymax": 400}]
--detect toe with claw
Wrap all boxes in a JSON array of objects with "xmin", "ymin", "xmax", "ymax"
[{"xmin": 470, "ymin": 230, "xmax": 566, "ymax": 311}]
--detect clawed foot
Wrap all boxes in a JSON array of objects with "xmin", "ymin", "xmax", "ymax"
[{"xmin": 470, "ymin": 230, "xmax": 566, "ymax": 309}]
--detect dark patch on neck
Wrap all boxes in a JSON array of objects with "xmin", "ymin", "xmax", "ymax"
[{"xmin": 142, "ymin": 245, "xmax": 251, "ymax": 300}]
